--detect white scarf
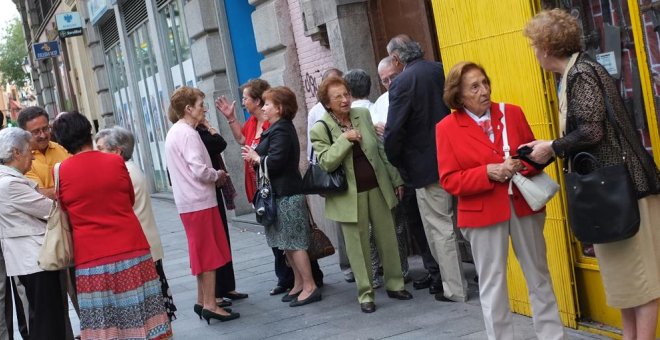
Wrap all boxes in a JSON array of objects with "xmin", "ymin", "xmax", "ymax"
[{"xmin": 558, "ymin": 52, "xmax": 580, "ymax": 136}]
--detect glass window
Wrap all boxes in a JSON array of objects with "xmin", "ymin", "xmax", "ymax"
[{"xmin": 159, "ymin": 0, "xmax": 196, "ymax": 88}]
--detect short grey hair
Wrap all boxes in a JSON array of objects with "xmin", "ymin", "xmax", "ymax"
[
  {"xmin": 386, "ymin": 34, "xmax": 424, "ymax": 64},
  {"xmin": 95, "ymin": 126, "xmax": 135, "ymax": 161},
  {"xmin": 344, "ymin": 69, "xmax": 371, "ymax": 99},
  {"xmin": 0, "ymin": 128, "xmax": 31, "ymax": 164}
]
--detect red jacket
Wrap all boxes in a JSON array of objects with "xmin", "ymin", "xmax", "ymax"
[
  {"xmin": 59, "ymin": 151, "xmax": 149, "ymax": 265},
  {"xmin": 435, "ymin": 103, "xmax": 543, "ymax": 228}
]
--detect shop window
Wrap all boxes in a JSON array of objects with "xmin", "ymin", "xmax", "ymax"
[{"xmin": 159, "ymin": 0, "xmax": 195, "ymax": 88}]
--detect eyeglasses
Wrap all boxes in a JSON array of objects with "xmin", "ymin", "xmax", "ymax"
[
  {"xmin": 29, "ymin": 126, "xmax": 50, "ymax": 137},
  {"xmin": 380, "ymin": 72, "xmax": 400, "ymax": 86},
  {"xmin": 202, "ymin": 102, "xmax": 209, "ymax": 111}
]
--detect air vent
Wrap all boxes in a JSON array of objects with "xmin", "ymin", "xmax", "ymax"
[
  {"xmin": 100, "ymin": 13, "xmax": 119, "ymax": 51},
  {"xmin": 121, "ymin": 0, "xmax": 148, "ymax": 34},
  {"xmin": 156, "ymin": 0, "xmax": 170, "ymax": 10}
]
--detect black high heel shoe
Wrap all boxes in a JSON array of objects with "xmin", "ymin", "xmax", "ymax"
[
  {"xmin": 201, "ymin": 308, "xmax": 240, "ymax": 324},
  {"xmin": 194, "ymin": 304, "xmax": 232, "ymax": 319},
  {"xmin": 223, "ymin": 291, "xmax": 248, "ymax": 300}
]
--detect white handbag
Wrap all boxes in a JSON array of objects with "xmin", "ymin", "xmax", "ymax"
[{"xmin": 500, "ymin": 103, "xmax": 559, "ymax": 211}]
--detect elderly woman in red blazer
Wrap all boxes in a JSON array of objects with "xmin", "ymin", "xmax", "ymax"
[{"xmin": 435, "ymin": 62, "xmax": 565, "ymax": 340}]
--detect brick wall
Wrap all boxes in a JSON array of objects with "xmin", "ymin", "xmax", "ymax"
[{"xmin": 287, "ymin": 0, "xmax": 334, "ymax": 111}]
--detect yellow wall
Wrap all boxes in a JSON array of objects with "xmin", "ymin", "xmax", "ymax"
[{"xmin": 430, "ymin": 0, "xmax": 578, "ymax": 327}]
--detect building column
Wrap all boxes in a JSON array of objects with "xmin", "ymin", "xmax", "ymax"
[
  {"xmin": 184, "ymin": 0, "xmax": 253, "ymax": 215},
  {"xmin": 250, "ymin": 0, "xmax": 309, "ymax": 175},
  {"xmin": 80, "ymin": 1, "xmax": 115, "ymax": 128}
]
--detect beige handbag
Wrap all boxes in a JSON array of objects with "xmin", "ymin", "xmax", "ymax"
[{"xmin": 38, "ymin": 163, "xmax": 74, "ymax": 271}]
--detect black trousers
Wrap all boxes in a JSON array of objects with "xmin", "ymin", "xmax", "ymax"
[
  {"xmin": 403, "ymin": 186, "xmax": 440, "ymax": 280},
  {"xmin": 272, "ymin": 247, "xmax": 323, "ymax": 288},
  {"xmin": 17, "ymin": 271, "xmax": 66, "ymax": 340},
  {"xmin": 214, "ymin": 189, "xmax": 236, "ymax": 297}
]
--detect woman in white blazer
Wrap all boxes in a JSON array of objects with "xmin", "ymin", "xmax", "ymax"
[{"xmin": 0, "ymin": 127, "xmax": 67, "ymax": 340}]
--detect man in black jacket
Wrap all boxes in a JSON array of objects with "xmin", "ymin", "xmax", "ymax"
[{"xmin": 384, "ymin": 34, "xmax": 467, "ymax": 303}]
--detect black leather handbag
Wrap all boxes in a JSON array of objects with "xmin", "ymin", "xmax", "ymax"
[
  {"xmin": 565, "ymin": 65, "xmax": 640, "ymax": 243},
  {"xmin": 302, "ymin": 120, "xmax": 347, "ymax": 195},
  {"xmin": 253, "ymin": 156, "xmax": 277, "ymax": 227},
  {"xmin": 566, "ymin": 152, "xmax": 640, "ymax": 243}
]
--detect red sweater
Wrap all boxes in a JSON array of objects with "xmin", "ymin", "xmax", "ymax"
[{"xmin": 58, "ymin": 151, "xmax": 149, "ymax": 266}]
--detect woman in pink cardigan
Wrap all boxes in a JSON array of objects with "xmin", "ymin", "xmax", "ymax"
[{"xmin": 165, "ymin": 87, "xmax": 239, "ymax": 324}]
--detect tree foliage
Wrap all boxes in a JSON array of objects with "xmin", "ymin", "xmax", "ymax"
[{"xmin": 0, "ymin": 18, "xmax": 28, "ymax": 88}]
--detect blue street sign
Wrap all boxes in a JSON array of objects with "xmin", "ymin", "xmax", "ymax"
[{"xmin": 33, "ymin": 41, "xmax": 61, "ymax": 60}]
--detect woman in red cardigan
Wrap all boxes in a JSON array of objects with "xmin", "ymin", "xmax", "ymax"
[
  {"xmin": 52, "ymin": 112, "xmax": 171, "ymax": 340},
  {"xmin": 435, "ymin": 62, "xmax": 564, "ymax": 340}
]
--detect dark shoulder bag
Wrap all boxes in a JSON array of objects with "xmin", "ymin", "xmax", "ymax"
[
  {"xmin": 253, "ymin": 156, "xmax": 277, "ymax": 227},
  {"xmin": 302, "ymin": 120, "xmax": 348, "ymax": 195},
  {"xmin": 565, "ymin": 66, "xmax": 640, "ymax": 244}
]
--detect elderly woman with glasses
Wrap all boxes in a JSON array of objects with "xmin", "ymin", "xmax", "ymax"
[
  {"xmin": 0, "ymin": 127, "xmax": 67, "ymax": 340},
  {"xmin": 95, "ymin": 126, "xmax": 177, "ymax": 321},
  {"xmin": 436, "ymin": 62, "xmax": 565, "ymax": 340}
]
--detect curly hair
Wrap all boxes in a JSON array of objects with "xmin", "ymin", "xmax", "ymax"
[
  {"xmin": 168, "ymin": 86, "xmax": 205, "ymax": 123},
  {"xmin": 523, "ymin": 9, "xmax": 582, "ymax": 58},
  {"xmin": 263, "ymin": 87, "xmax": 298, "ymax": 120},
  {"xmin": 240, "ymin": 79, "xmax": 271, "ymax": 107},
  {"xmin": 317, "ymin": 76, "xmax": 349, "ymax": 111},
  {"xmin": 443, "ymin": 62, "xmax": 491, "ymax": 110}
]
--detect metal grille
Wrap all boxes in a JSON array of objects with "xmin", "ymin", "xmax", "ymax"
[
  {"xmin": 100, "ymin": 13, "xmax": 119, "ymax": 52},
  {"xmin": 155, "ymin": 0, "xmax": 171, "ymax": 10},
  {"xmin": 121, "ymin": 0, "xmax": 148, "ymax": 34}
]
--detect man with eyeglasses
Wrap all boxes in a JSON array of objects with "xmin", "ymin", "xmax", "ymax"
[
  {"xmin": 17, "ymin": 107, "xmax": 70, "ymax": 200},
  {"xmin": 16, "ymin": 106, "xmax": 78, "ymax": 340},
  {"xmin": 370, "ymin": 56, "xmax": 403, "ymax": 138}
]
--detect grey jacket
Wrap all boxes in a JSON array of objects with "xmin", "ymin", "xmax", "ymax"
[{"xmin": 0, "ymin": 165, "xmax": 51, "ymax": 239}]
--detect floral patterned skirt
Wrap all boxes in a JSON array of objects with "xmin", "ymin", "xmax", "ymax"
[
  {"xmin": 76, "ymin": 254, "xmax": 172, "ymax": 340},
  {"xmin": 265, "ymin": 194, "xmax": 310, "ymax": 251}
]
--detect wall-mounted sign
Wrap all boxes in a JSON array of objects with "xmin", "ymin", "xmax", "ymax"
[
  {"xmin": 88, "ymin": 0, "xmax": 111, "ymax": 25},
  {"xmin": 596, "ymin": 51, "xmax": 618, "ymax": 76},
  {"xmin": 56, "ymin": 12, "xmax": 83, "ymax": 38},
  {"xmin": 33, "ymin": 41, "xmax": 61, "ymax": 60}
]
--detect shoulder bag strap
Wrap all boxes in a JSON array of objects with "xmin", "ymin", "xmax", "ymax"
[
  {"xmin": 499, "ymin": 103, "xmax": 514, "ymax": 195},
  {"xmin": 310, "ymin": 120, "xmax": 335, "ymax": 164},
  {"xmin": 54, "ymin": 162, "xmax": 62, "ymax": 196},
  {"xmin": 585, "ymin": 64, "xmax": 635, "ymax": 165}
]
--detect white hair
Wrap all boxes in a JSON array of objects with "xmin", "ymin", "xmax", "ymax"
[{"xmin": 0, "ymin": 128, "xmax": 31, "ymax": 164}]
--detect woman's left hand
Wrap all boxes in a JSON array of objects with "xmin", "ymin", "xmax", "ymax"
[{"xmin": 241, "ymin": 146, "xmax": 260, "ymax": 165}]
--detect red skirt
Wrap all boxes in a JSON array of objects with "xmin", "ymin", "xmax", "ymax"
[{"xmin": 179, "ymin": 207, "xmax": 231, "ymax": 275}]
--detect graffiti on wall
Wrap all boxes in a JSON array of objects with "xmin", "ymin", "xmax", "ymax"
[{"xmin": 303, "ymin": 70, "xmax": 321, "ymax": 98}]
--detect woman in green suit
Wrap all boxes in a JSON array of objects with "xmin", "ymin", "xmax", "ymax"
[{"xmin": 310, "ymin": 76, "xmax": 413, "ymax": 313}]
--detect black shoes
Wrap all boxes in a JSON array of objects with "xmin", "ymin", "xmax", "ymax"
[
  {"xmin": 270, "ymin": 286, "xmax": 288, "ymax": 296},
  {"xmin": 386, "ymin": 290, "xmax": 413, "ymax": 300},
  {"xmin": 360, "ymin": 302, "xmax": 376, "ymax": 313},
  {"xmin": 434, "ymin": 293, "xmax": 456, "ymax": 303},
  {"xmin": 412, "ymin": 275, "xmax": 432, "ymax": 290},
  {"xmin": 289, "ymin": 288, "xmax": 322, "ymax": 307},
  {"xmin": 429, "ymin": 280, "xmax": 443, "ymax": 295},
  {"xmin": 194, "ymin": 305, "xmax": 233, "ymax": 320},
  {"xmin": 281, "ymin": 290, "xmax": 301, "ymax": 302},
  {"xmin": 201, "ymin": 308, "xmax": 240, "ymax": 324},
  {"xmin": 344, "ymin": 270, "xmax": 355, "ymax": 283},
  {"xmin": 223, "ymin": 292, "xmax": 248, "ymax": 300}
]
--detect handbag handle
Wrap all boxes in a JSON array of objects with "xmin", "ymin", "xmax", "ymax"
[
  {"xmin": 259, "ymin": 155, "xmax": 270, "ymax": 184},
  {"xmin": 309, "ymin": 120, "xmax": 335, "ymax": 163},
  {"xmin": 54, "ymin": 162, "xmax": 62, "ymax": 198},
  {"xmin": 570, "ymin": 152, "xmax": 601, "ymax": 175}
]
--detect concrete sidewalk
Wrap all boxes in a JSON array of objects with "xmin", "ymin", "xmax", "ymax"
[{"xmin": 155, "ymin": 198, "xmax": 606, "ymax": 340}]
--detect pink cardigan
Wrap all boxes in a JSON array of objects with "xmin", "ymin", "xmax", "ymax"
[{"xmin": 165, "ymin": 121, "xmax": 219, "ymax": 213}]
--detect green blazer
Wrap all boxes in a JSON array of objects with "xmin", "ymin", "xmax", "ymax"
[{"xmin": 310, "ymin": 107, "xmax": 403, "ymax": 223}]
